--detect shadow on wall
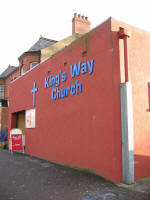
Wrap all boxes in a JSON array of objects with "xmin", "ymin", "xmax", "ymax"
[{"xmin": 134, "ymin": 154, "xmax": 150, "ymax": 179}]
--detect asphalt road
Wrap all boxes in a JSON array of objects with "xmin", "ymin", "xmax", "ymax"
[{"xmin": 0, "ymin": 149, "xmax": 149, "ymax": 200}]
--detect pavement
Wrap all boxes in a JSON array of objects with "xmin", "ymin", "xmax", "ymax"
[{"xmin": 0, "ymin": 149, "xmax": 150, "ymax": 200}]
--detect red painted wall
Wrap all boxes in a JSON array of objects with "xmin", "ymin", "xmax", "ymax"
[
  {"xmin": 112, "ymin": 19, "xmax": 150, "ymax": 180},
  {"xmin": 9, "ymin": 18, "xmax": 123, "ymax": 183}
]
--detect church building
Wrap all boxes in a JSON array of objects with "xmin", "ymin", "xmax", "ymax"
[{"xmin": 8, "ymin": 14, "xmax": 150, "ymax": 184}]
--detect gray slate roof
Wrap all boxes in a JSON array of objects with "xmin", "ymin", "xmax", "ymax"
[
  {"xmin": 27, "ymin": 37, "xmax": 57, "ymax": 52},
  {"xmin": 0, "ymin": 66, "xmax": 18, "ymax": 79}
]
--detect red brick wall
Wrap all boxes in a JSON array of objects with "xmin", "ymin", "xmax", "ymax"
[
  {"xmin": 4, "ymin": 68, "xmax": 20, "ymax": 100},
  {"xmin": 19, "ymin": 52, "xmax": 40, "ymax": 74},
  {"xmin": 0, "ymin": 68, "xmax": 19, "ymax": 132},
  {"xmin": 1, "ymin": 107, "xmax": 8, "ymax": 129},
  {"xmin": 72, "ymin": 13, "xmax": 91, "ymax": 34},
  {"xmin": 0, "ymin": 107, "xmax": 8, "ymax": 130},
  {"xmin": 0, "ymin": 80, "xmax": 5, "ymax": 85}
]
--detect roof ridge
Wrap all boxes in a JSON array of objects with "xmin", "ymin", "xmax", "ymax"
[
  {"xmin": 0, "ymin": 65, "xmax": 19, "ymax": 79},
  {"xmin": 25, "ymin": 36, "xmax": 57, "ymax": 53},
  {"xmin": 39, "ymin": 36, "xmax": 57, "ymax": 43},
  {"xmin": 8, "ymin": 65, "xmax": 17, "ymax": 68}
]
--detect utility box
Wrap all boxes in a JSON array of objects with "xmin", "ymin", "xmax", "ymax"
[{"xmin": 9, "ymin": 129, "xmax": 24, "ymax": 153}]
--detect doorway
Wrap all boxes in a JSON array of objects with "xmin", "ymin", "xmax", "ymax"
[{"xmin": 17, "ymin": 111, "xmax": 25, "ymax": 148}]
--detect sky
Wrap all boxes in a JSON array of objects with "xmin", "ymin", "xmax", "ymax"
[{"xmin": 0, "ymin": 0, "xmax": 150, "ymax": 73}]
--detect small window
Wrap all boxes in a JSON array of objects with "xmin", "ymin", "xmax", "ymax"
[
  {"xmin": 0, "ymin": 100, "xmax": 8, "ymax": 107},
  {"xmin": 21, "ymin": 66, "xmax": 25, "ymax": 75},
  {"xmin": 0, "ymin": 85, "xmax": 4, "ymax": 99},
  {"xmin": 30, "ymin": 62, "xmax": 38, "ymax": 70}
]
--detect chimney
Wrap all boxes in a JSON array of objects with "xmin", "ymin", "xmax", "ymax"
[{"xmin": 72, "ymin": 13, "xmax": 91, "ymax": 35}]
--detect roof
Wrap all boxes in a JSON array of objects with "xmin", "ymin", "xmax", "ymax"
[
  {"xmin": 27, "ymin": 36, "xmax": 57, "ymax": 52},
  {"xmin": 41, "ymin": 34, "xmax": 82, "ymax": 61},
  {"xmin": 0, "ymin": 66, "xmax": 18, "ymax": 79}
]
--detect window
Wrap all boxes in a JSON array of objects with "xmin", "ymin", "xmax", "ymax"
[
  {"xmin": 21, "ymin": 66, "xmax": 25, "ymax": 75},
  {"xmin": 0, "ymin": 85, "xmax": 4, "ymax": 99},
  {"xmin": 30, "ymin": 62, "xmax": 38, "ymax": 70},
  {"xmin": 0, "ymin": 100, "xmax": 8, "ymax": 107}
]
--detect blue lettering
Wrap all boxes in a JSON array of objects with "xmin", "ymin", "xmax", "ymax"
[
  {"xmin": 65, "ymin": 87, "xmax": 71, "ymax": 97},
  {"xmin": 50, "ymin": 77, "xmax": 55, "ymax": 86},
  {"xmin": 51, "ymin": 88, "xmax": 57, "ymax": 100},
  {"xmin": 51, "ymin": 81, "xmax": 82, "ymax": 101},
  {"xmin": 55, "ymin": 75, "xmax": 60, "ymax": 87},
  {"xmin": 44, "ymin": 77, "xmax": 50, "ymax": 88},
  {"xmin": 70, "ymin": 85, "xmax": 76, "ymax": 95},
  {"xmin": 76, "ymin": 80, "xmax": 82, "ymax": 94},
  {"xmin": 62, "ymin": 72, "xmax": 66, "ymax": 82},
  {"xmin": 81, "ymin": 63, "xmax": 87, "ymax": 74},
  {"xmin": 70, "ymin": 61, "xmax": 81, "ymax": 78},
  {"xmin": 61, "ymin": 88, "xmax": 66, "ymax": 98},
  {"xmin": 56, "ymin": 87, "xmax": 61, "ymax": 99},
  {"xmin": 87, "ymin": 59, "xmax": 94, "ymax": 75}
]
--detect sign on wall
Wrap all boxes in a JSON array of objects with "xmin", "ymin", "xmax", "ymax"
[
  {"xmin": 25, "ymin": 109, "xmax": 36, "ymax": 128},
  {"xmin": 30, "ymin": 59, "xmax": 95, "ymax": 106}
]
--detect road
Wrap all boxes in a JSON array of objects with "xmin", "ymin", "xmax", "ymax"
[{"xmin": 0, "ymin": 149, "xmax": 149, "ymax": 200}]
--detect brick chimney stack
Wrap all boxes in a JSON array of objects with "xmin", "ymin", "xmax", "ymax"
[{"xmin": 72, "ymin": 13, "xmax": 91, "ymax": 35}]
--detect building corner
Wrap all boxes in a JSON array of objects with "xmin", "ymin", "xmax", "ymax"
[{"xmin": 118, "ymin": 27, "xmax": 134, "ymax": 184}]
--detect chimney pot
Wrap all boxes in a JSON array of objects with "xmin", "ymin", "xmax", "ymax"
[{"xmin": 72, "ymin": 13, "xmax": 91, "ymax": 35}]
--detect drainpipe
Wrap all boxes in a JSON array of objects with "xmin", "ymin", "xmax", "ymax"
[
  {"xmin": 118, "ymin": 28, "xmax": 131, "ymax": 82},
  {"xmin": 118, "ymin": 28, "xmax": 134, "ymax": 184}
]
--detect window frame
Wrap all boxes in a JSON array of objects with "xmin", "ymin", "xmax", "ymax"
[
  {"xmin": 0, "ymin": 85, "xmax": 5, "ymax": 100},
  {"xmin": 30, "ymin": 62, "xmax": 38, "ymax": 70},
  {"xmin": 21, "ymin": 65, "xmax": 25, "ymax": 76}
]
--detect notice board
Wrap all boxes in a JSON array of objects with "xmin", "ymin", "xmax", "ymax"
[{"xmin": 25, "ymin": 109, "xmax": 36, "ymax": 128}]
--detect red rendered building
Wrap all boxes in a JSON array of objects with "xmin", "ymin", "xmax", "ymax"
[
  {"xmin": 8, "ymin": 15, "xmax": 150, "ymax": 184},
  {"xmin": 0, "ymin": 36, "xmax": 57, "ymax": 147}
]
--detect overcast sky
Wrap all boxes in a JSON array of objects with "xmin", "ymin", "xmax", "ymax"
[{"xmin": 0, "ymin": 0, "xmax": 149, "ymax": 73}]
